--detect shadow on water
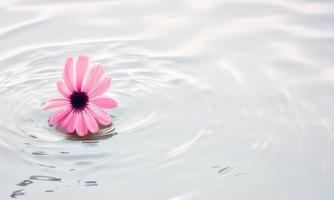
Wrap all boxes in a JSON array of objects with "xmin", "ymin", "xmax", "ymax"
[
  {"xmin": 9, "ymin": 119, "xmax": 118, "ymax": 198},
  {"xmin": 10, "ymin": 175, "xmax": 61, "ymax": 198},
  {"xmin": 10, "ymin": 175, "xmax": 98, "ymax": 198},
  {"xmin": 9, "ymin": 124, "xmax": 116, "ymax": 198}
]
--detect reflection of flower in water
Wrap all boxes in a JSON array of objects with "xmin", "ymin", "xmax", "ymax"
[{"xmin": 43, "ymin": 55, "xmax": 117, "ymax": 136}]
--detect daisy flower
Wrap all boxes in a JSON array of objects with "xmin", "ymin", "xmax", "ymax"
[{"xmin": 43, "ymin": 55, "xmax": 118, "ymax": 136}]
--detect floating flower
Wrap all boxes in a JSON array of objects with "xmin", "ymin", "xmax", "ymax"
[{"xmin": 43, "ymin": 55, "xmax": 117, "ymax": 136}]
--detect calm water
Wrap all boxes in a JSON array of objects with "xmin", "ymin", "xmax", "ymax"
[{"xmin": 1, "ymin": 0, "xmax": 334, "ymax": 199}]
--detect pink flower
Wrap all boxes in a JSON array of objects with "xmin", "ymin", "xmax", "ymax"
[{"xmin": 43, "ymin": 55, "xmax": 118, "ymax": 136}]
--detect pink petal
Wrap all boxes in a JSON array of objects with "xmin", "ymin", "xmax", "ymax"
[
  {"xmin": 59, "ymin": 110, "xmax": 74, "ymax": 128},
  {"xmin": 43, "ymin": 98, "xmax": 69, "ymax": 110},
  {"xmin": 88, "ymin": 77, "xmax": 111, "ymax": 98},
  {"xmin": 83, "ymin": 109, "xmax": 99, "ymax": 133},
  {"xmin": 82, "ymin": 64, "xmax": 104, "ymax": 93},
  {"xmin": 75, "ymin": 111, "xmax": 88, "ymax": 136},
  {"xmin": 49, "ymin": 106, "xmax": 71, "ymax": 125},
  {"xmin": 87, "ymin": 106, "xmax": 111, "ymax": 126},
  {"xmin": 66, "ymin": 111, "xmax": 78, "ymax": 133},
  {"xmin": 63, "ymin": 57, "xmax": 76, "ymax": 92},
  {"xmin": 90, "ymin": 97, "xmax": 118, "ymax": 108},
  {"xmin": 57, "ymin": 81, "xmax": 71, "ymax": 98},
  {"xmin": 75, "ymin": 55, "xmax": 88, "ymax": 91}
]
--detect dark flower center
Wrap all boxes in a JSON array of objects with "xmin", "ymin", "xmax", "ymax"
[{"xmin": 70, "ymin": 91, "xmax": 88, "ymax": 110}]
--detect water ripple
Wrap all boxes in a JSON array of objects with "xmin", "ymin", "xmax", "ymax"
[{"xmin": 0, "ymin": 41, "xmax": 215, "ymax": 177}]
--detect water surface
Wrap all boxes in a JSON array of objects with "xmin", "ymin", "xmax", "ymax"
[{"xmin": 0, "ymin": 0, "xmax": 334, "ymax": 199}]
